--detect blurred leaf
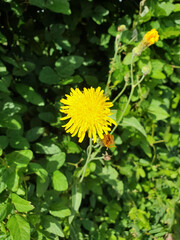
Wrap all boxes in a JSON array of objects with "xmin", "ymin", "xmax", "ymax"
[
  {"xmin": 25, "ymin": 127, "xmax": 44, "ymax": 142},
  {"xmin": 55, "ymin": 56, "xmax": 84, "ymax": 78},
  {"xmin": 36, "ymin": 176, "xmax": 50, "ymax": 197},
  {"xmin": 52, "ymin": 170, "xmax": 68, "ymax": 191},
  {"xmin": 92, "ymin": 5, "xmax": 109, "ymax": 24},
  {"xmin": 121, "ymin": 116, "xmax": 147, "ymax": 137},
  {"xmin": 33, "ymin": 138, "xmax": 61, "ymax": 154},
  {"xmin": 46, "ymin": 152, "xmax": 66, "ymax": 173},
  {"xmin": 15, "ymin": 84, "xmax": 45, "ymax": 106},
  {"xmin": 29, "ymin": 0, "xmax": 70, "ymax": 14},
  {"xmin": 0, "ymin": 203, "xmax": 8, "ymax": 222},
  {"xmin": 11, "ymin": 193, "xmax": 34, "ymax": 213},
  {"xmin": 9, "ymin": 135, "xmax": 30, "ymax": 149},
  {"xmin": 41, "ymin": 215, "xmax": 64, "ymax": 237},
  {"xmin": 148, "ymin": 99, "xmax": 169, "ymax": 120},
  {"xmin": 6, "ymin": 150, "xmax": 33, "ymax": 168},
  {"xmin": 50, "ymin": 198, "xmax": 71, "ymax": 218},
  {"xmin": 7, "ymin": 215, "xmax": 30, "ymax": 240},
  {"xmin": 29, "ymin": 163, "xmax": 48, "ymax": 182},
  {"xmin": 39, "ymin": 66, "xmax": 59, "ymax": 85},
  {"xmin": 155, "ymin": 2, "xmax": 174, "ymax": 17},
  {"xmin": 38, "ymin": 112, "xmax": 56, "ymax": 123},
  {"xmin": 0, "ymin": 136, "xmax": 8, "ymax": 149}
]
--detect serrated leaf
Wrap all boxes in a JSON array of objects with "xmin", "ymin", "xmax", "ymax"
[
  {"xmin": 11, "ymin": 193, "xmax": 34, "ymax": 213},
  {"xmin": 52, "ymin": 170, "xmax": 68, "ymax": 191},
  {"xmin": 7, "ymin": 215, "xmax": 30, "ymax": 240}
]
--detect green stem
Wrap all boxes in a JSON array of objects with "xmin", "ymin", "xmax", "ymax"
[
  {"xmin": 110, "ymin": 54, "xmax": 135, "ymax": 135},
  {"xmin": 105, "ymin": 34, "xmax": 121, "ymax": 95},
  {"xmin": 79, "ymin": 138, "xmax": 93, "ymax": 183},
  {"xmin": 112, "ymin": 82, "xmax": 128, "ymax": 104},
  {"xmin": 133, "ymin": 74, "xmax": 145, "ymax": 88}
]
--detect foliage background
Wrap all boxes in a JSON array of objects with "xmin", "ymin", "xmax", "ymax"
[{"xmin": 0, "ymin": 0, "xmax": 180, "ymax": 239}]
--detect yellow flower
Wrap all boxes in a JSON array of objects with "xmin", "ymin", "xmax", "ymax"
[
  {"xmin": 60, "ymin": 87, "xmax": 117, "ymax": 143},
  {"xmin": 142, "ymin": 29, "xmax": 159, "ymax": 47},
  {"xmin": 133, "ymin": 29, "xmax": 159, "ymax": 56}
]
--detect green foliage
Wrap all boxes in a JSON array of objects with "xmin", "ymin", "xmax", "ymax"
[{"xmin": 0, "ymin": 0, "xmax": 179, "ymax": 239}]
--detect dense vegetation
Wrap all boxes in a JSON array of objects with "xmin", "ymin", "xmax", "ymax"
[{"xmin": 0, "ymin": 0, "xmax": 180, "ymax": 239}]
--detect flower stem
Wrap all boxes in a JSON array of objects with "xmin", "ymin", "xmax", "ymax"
[
  {"xmin": 112, "ymin": 82, "xmax": 128, "ymax": 104},
  {"xmin": 110, "ymin": 54, "xmax": 135, "ymax": 135},
  {"xmin": 105, "ymin": 33, "xmax": 121, "ymax": 95},
  {"xmin": 80, "ymin": 137, "xmax": 93, "ymax": 183}
]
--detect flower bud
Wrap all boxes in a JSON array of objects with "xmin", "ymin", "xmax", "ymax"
[
  {"xmin": 142, "ymin": 66, "xmax": 150, "ymax": 75},
  {"xmin": 118, "ymin": 25, "xmax": 126, "ymax": 32}
]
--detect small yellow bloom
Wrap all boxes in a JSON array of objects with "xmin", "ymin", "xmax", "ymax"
[
  {"xmin": 142, "ymin": 29, "xmax": 159, "ymax": 47},
  {"xmin": 133, "ymin": 29, "xmax": 159, "ymax": 56},
  {"xmin": 60, "ymin": 87, "xmax": 117, "ymax": 143}
]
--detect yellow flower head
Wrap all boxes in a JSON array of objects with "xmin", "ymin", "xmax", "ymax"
[
  {"xmin": 60, "ymin": 87, "xmax": 117, "ymax": 143},
  {"xmin": 143, "ymin": 29, "xmax": 159, "ymax": 47}
]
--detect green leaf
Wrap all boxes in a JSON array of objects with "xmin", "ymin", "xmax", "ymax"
[
  {"xmin": 33, "ymin": 138, "xmax": 61, "ymax": 154},
  {"xmin": 45, "ymin": 0, "xmax": 71, "ymax": 14},
  {"xmin": 42, "ymin": 215, "xmax": 64, "ymax": 237},
  {"xmin": 148, "ymin": 99, "xmax": 169, "ymax": 120},
  {"xmin": 155, "ymin": 2, "xmax": 174, "ymax": 17},
  {"xmin": 9, "ymin": 135, "xmax": 30, "ymax": 149},
  {"xmin": 0, "ymin": 115, "xmax": 22, "ymax": 130},
  {"xmin": 15, "ymin": 84, "xmax": 45, "ymax": 106},
  {"xmin": 52, "ymin": 170, "xmax": 68, "ymax": 191},
  {"xmin": 11, "ymin": 193, "xmax": 34, "ymax": 213},
  {"xmin": 69, "ymin": 182, "xmax": 82, "ymax": 223},
  {"xmin": 39, "ymin": 66, "xmax": 59, "ymax": 85},
  {"xmin": 123, "ymin": 52, "xmax": 138, "ymax": 65},
  {"xmin": 50, "ymin": 198, "xmax": 71, "ymax": 218},
  {"xmin": 36, "ymin": 176, "xmax": 50, "ymax": 197},
  {"xmin": 60, "ymin": 75, "xmax": 83, "ymax": 86},
  {"xmin": 38, "ymin": 112, "xmax": 56, "ymax": 123},
  {"xmin": 0, "ymin": 136, "xmax": 8, "ymax": 149},
  {"xmin": 151, "ymin": 71, "xmax": 166, "ymax": 79},
  {"xmin": 66, "ymin": 141, "xmax": 82, "ymax": 154},
  {"xmin": 0, "ymin": 75, "xmax": 11, "ymax": 93},
  {"xmin": 6, "ymin": 150, "xmax": 33, "ymax": 168},
  {"xmin": 174, "ymin": 4, "xmax": 180, "ymax": 12},
  {"xmin": 121, "ymin": 116, "xmax": 147, "ymax": 137},
  {"xmin": 92, "ymin": 5, "xmax": 109, "ymax": 25},
  {"xmin": 13, "ymin": 62, "xmax": 35, "ymax": 76},
  {"xmin": 25, "ymin": 127, "xmax": 44, "ymax": 142},
  {"xmin": 55, "ymin": 56, "xmax": 84, "ymax": 78},
  {"xmin": 0, "ymin": 203, "xmax": 8, "ymax": 222},
  {"xmin": 46, "ymin": 152, "xmax": 66, "ymax": 173},
  {"xmin": 160, "ymin": 27, "xmax": 180, "ymax": 39},
  {"xmin": 7, "ymin": 215, "xmax": 30, "ymax": 240},
  {"xmin": 5, "ymin": 167, "xmax": 19, "ymax": 192},
  {"xmin": 29, "ymin": 163, "xmax": 48, "ymax": 182}
]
